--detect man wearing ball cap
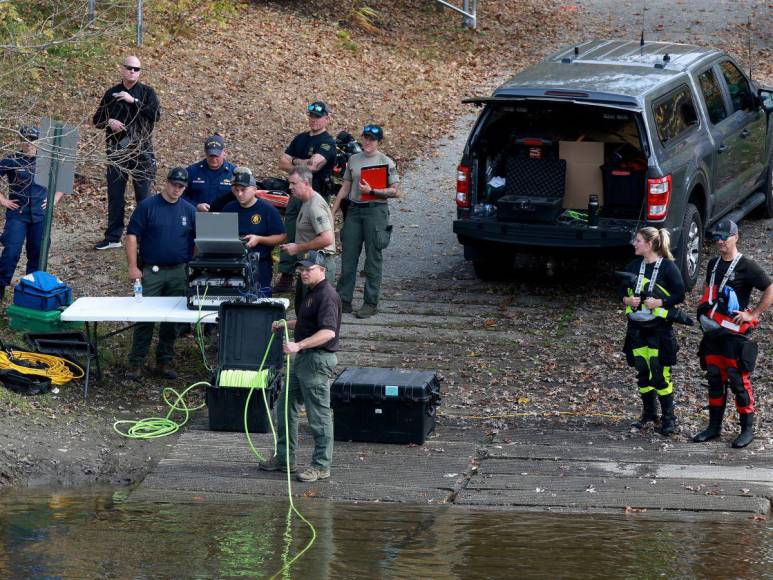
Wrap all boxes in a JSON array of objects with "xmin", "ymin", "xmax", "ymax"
[{"xmin": 693, "ymin": 219, "xmax": 772, "ymax": 448}]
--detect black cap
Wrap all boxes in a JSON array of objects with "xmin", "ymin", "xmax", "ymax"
[
  {"xmin": 362, "ymin": 124, "xmax": 384, "ymax": 141},
  {"xmin": 232, "ymin": 166, "xmax": 256, "ymax": 187},
  {"xmin": 296, "ymin": 250, "xmax": 327, "ymax": 268},
  {"xmin": 205, "ymin": 134, "xmax": 225, "ymax": 155},
  {"xmin": 20, "ymin": 125, "xmax": 39, "ymax": 141},
  {"xmin": 307, "ymin": 101, "xmax": 330, "ymax": 118},
  {"xmin": 710, "ymin": 219, "xmax": 738, "ymax": 238},
  {"xmin": 167, "ymin": 166, "xmax": 188, "ymax": 184}
]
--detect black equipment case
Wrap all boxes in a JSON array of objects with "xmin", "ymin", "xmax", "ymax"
[
  {"xmin": 330, "ymin": 367, "xmax": 441, "ymax": 445},
  {"xmin": 207, "ymin": 302, "xmax": 285, "ymax": 432},
  {"xmin": 186, "ymin": 253, "xmax": 256, "ymax": 310}
]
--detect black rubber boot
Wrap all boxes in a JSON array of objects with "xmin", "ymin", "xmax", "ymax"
[
  {"xmin": 731, "ymin": 413, "xmax": 755, "ymax": 449},
  {"xmin": 658, "ymin": 394, "xmax": 676, "ymax": 436},
  {"xmin": 692, "ymin": 406, "xmax": 725, "ymax": 443},
  {"xmin": 632, "ymin": 391, "xmax": 659, "ymax": 429}
]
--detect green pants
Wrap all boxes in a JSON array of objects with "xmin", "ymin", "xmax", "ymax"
[
  {"xmin": 336, "ymin": 203, "xmax": 391, "ymax": 305},
  {"xmin": 128, "ymin": 264, "xmax": 186, "ymax": 367},
  {"xmin": 276, "ymin": 349, "xmax": 337, "ymax": 470},
  {"xmin": 278, "ymin": 196, "xmax": 302, "ymax": 275}
]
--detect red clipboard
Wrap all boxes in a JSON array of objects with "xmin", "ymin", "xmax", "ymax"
[{"xmin": 359, "ymin": 164, "xmax": 389, "ymax": 202}]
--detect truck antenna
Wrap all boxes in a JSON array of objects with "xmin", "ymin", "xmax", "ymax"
[
  {"xmin": 640, "ymin": 2, "xmax": 646, "ymax": 55},
  {"xmin": 747, "ymin": 15, "xmax": 753, "ymax": 81}
]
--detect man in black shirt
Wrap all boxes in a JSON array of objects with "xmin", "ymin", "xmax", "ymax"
[
  {"xmin": 93, "ymin": 55, "xmax": 161, "ymax": 250},
  {"xmin": 693, "ymin": 220, "xmax": 772, "ymax": 448},
  {"xmin": 262, "ymin": 250, "xmax": 341, "ymax": 482},
  {"xmin": 274, "ymin": 101, "xmax": 336, "ymax": 293}
]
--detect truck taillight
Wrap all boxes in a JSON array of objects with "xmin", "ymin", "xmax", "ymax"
[
  {"xmin": 647, "ymin": 175, "xmax": 672, "ymax": 220},
  {"xmin": 456, "ymin": 164, "xmax": 471, "ymax": 208}
]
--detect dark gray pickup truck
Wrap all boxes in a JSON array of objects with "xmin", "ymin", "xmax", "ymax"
[{"xmin": 454, "ymin": 40, "xmax": 773, "ymax": 288}]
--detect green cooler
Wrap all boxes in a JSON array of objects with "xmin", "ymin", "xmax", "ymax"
[{"xmin": 6, "ymin": 304, "xmax": 83, "ymax": 333}]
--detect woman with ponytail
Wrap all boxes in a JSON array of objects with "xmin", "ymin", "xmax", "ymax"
[{"xmin": 618, "ymin": 227, "xmax": 686, "ymax": 436}]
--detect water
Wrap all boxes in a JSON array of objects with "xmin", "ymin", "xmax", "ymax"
[{"xmin": 1, "ymin": 488, "xmax": 771, "ymax": 579}]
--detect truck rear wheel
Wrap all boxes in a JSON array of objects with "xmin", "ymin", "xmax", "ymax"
[{"xmin": 676, "ymin": 203, "xmax": 703, "ymax": 290}]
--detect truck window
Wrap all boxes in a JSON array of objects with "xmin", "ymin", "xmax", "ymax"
[
  {"xmin": 698, "ymin": 69, "xmax": 728, "ymax": 124},
  {"xmin": 653, "ymin": 85, "xmax": 698, "ymax": 145},
  {"xmin": 719, "ymin": 61, "xmax": 752, "ymax": 112}
]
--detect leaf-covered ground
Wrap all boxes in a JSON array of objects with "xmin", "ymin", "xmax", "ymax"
[{"xmin": 0, "ymin": 0, "xmax": 771, "ymax": 488}]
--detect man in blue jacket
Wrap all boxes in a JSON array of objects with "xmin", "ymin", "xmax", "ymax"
[
  {"xmin": 0, "ymin": 125, "xmax": 64, "ymax": 300},
  {"xmin": 183, "ymin": 134, "xmax": 236, "ymax": 212}
]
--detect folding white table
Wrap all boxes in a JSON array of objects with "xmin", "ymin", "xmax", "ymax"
[{"xmin": 60, "ymin": 296, "xmax": 288, "ymax": 397}]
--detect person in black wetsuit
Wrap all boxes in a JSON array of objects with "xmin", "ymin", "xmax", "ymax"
[
  {"xmin": 619, "ymin": 227, "xmax": 686, "ymax": 436},
  {"xmin": 692, "ymin": 219, "xmax": 772, "ymax": 448}
]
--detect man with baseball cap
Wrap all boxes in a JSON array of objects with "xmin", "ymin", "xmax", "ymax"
[
  {"xmin": 262, "ymin": 249, "xmax": 342, "ymax": 482},
  {"xmin": 0, "ymin": 125, "xmax": 65, "ymax": 300},
  {"xmin": 221, "ymin": 166, "xmax": 286, "ymax": 294},
  {"xmin": 183, "ymin": 133, "xmax": 236, "ymax": 212},
  {"xmin": 693, "ymin": 219, "xmax": 772, "ymax": 448},
  {"xmin": 124, "ymin": 167, "xmax": 197, "ymax": 381},
  {"xmin": 275, "ymin": 101, "xmax": 337, "ymax": 293}
]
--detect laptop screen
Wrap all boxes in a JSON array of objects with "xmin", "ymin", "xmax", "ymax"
[{"xmin": 195, "ymin": 212, "xmax": 245, "ymax": 254}]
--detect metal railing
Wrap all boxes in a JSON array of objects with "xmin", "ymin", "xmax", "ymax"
[{"xmin": 435, "ymin": 0, "xmax": 478, "ymax": 28}]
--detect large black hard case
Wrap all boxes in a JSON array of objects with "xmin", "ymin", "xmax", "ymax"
[
  {"xmin": 206, "ymin": 302, "xmax": 285, "ymax": 432},
  {"xmin": 330, "ymin": 367, "xmax": 441, "ymax": 445}
]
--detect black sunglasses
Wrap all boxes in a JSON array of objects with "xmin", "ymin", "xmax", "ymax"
[{"xmin": 123, "ymin": 65, "xmax": 141, "ymax": 72}]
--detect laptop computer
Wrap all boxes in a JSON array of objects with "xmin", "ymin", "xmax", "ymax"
[{"xmin": 195, "ymin": 212, "xmax": 245, "ymax": 255}]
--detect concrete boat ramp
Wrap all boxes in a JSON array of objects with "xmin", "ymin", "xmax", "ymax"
[
  {"xmin": 131, "ymin": 419, "xmax": 772, "ymax": 520},
  {"xmin": 130, "ymin": 285, "xmax": 771, "ymax": 520}
]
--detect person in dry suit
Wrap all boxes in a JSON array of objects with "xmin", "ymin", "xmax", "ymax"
[
  {"xmin": 618, "ymin": 227, "xmax": 687, "ymax": 436},
  {"xmin": 692, "ymin": 220, "xmax": 772, "ymax": 448}
]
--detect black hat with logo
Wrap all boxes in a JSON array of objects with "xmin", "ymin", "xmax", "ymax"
[{"xmin": 167, "ymin": 166, "xmax": 188, "ymax": 185}]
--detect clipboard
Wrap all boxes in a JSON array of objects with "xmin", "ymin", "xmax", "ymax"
[{"xmin": 359, "ymin": 164, "xmax": 389, "ymax": 202}]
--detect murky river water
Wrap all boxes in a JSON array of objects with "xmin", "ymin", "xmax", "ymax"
[{"xmin": 1, "ymin": 487, "xmax": 770, "ymax": 578}]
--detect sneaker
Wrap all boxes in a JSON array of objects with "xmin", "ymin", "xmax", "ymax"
[
  {"xmin": 355, "ymin": 303, "xmax": 378, "ymax": 319},
  {"xmin": 95, "ymin": 239, "xmax": 122, "ymax": 250},
  {"xmin": 126, "ymin": 367, "xmax": 143, "ymax": 382},
  {"xmin": 156, "ymin": 364, "xmax": 178, "ymax": 380},
  {"xmin": 342, "ymin": 301, "xmax": 353, "ymax": 314},
  {"xmin": 259, "ymin": 456, "xmax": 297, "ymax": 473},
  {"xmin": 296, "ymin": 466, "xmax": 330, "ymax": 482},
  {"xmin": 274, "ymin": 273, "xmax": 296, "ymax": 293}
]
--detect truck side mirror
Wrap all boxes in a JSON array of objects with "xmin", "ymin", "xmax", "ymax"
[{"xmin": 758, "ymin": 88, "xmax": 773, "ymax": 113}]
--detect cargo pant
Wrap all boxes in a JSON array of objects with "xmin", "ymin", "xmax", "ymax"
[
  {"xmin": 128, "ymin": 264, "xmax": 186, "ymax": 367},
  {"xmin": 275, "ymin": 349, "xmax": 337, "ymax": 470},
  {"xmin": 277, "ymin": 196, "xmax": 302, "ymax": 275},
  {"xmin": 336, "ymin": 202, "xmax": 391, "ymax": 306}
]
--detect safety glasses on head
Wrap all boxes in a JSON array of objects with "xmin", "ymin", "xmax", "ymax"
[{"xmin": 362, "ymin": 124, "xmax": 383, "ymax": 140}]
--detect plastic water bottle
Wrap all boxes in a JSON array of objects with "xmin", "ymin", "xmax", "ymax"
[{"xmin": 133, "ymin": 278, "xmax": 143, "ymax": 302}]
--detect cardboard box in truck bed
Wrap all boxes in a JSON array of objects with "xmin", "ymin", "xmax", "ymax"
[{"xmin": 559, "ymin": 141, "xmax": 604, "ymax": 209}]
